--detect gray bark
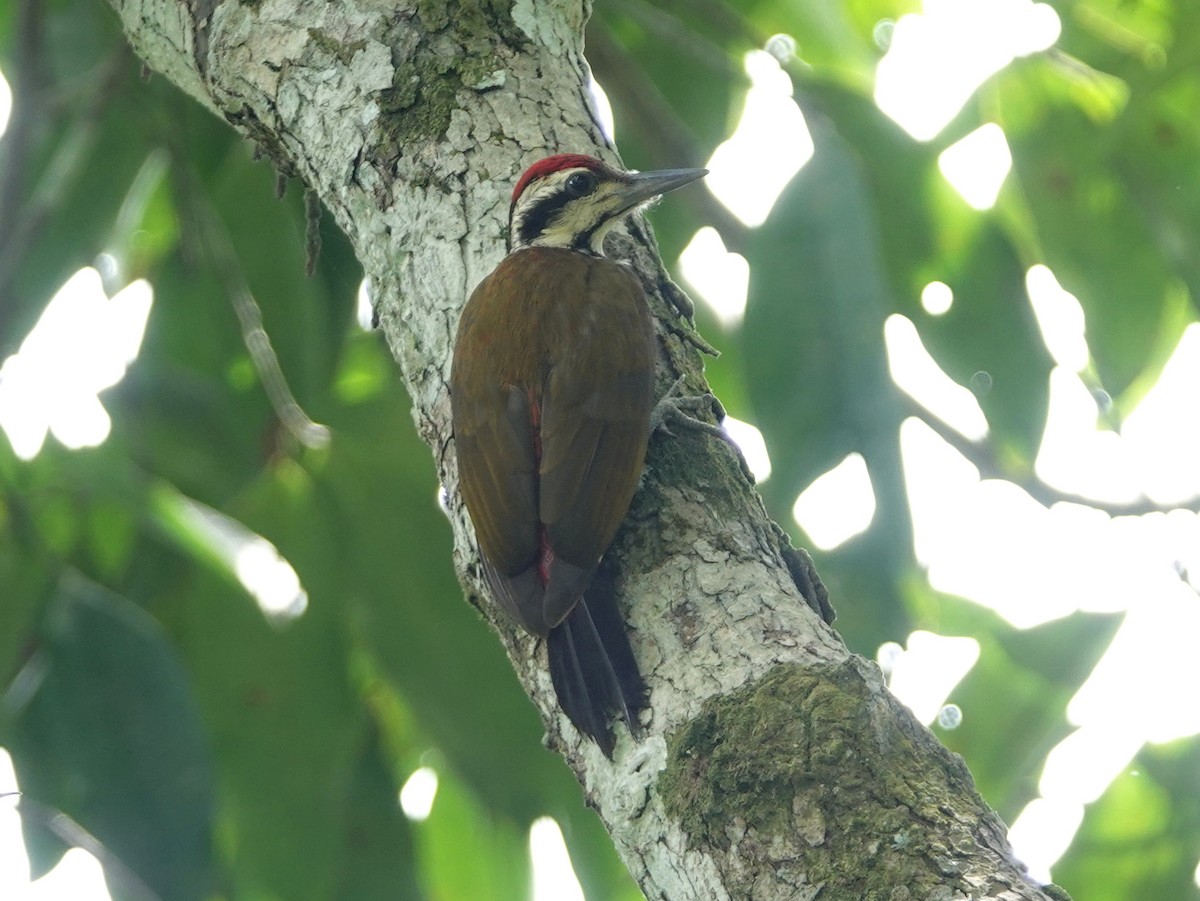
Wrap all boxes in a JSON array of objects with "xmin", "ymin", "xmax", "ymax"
[{"xmin": 106, "ymin": 0, "xmax": 1061, "ymax": 898}]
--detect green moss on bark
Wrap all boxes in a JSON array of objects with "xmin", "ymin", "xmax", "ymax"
[
  {"xmin": 375, "ymin": 0, "xmax": 528, "ymax": 157},
  {"xmin": 659, "ymin": 660, "xmax": 999, "ymax": 900},
  {"xmin": 306, "ymin": 28, "xmax": 367, "ymax": 66},
  {"xmin": 659, "ymin": 663, "xmax": 830, "ymax": 845}
]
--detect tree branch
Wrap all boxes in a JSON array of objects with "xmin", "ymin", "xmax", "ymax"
[
  {"xmin": 902, "ymin": 394, "xmax": 1200, "ymax": 516},
  {"xmin": 105, "ymin": 0, "xmax": 1060, "ymax": 897}
]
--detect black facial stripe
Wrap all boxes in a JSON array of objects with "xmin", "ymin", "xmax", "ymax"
[
  {"xmin": 516, "ymin": 192, "xmax": 573, "ymax": 247},
  {"xmin": 572, "ymin": 224, "xmax": 600, "ymax": 253}
]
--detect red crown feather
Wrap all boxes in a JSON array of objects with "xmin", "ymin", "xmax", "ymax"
[{"xmin": 511, "ymin": 154, "xmax": 605, "ymax": 204}]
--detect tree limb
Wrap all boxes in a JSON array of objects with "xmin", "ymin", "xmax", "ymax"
[
  {"xmin": 104, "ymin": 0, "xmax": 1059, "ymax": 897},
  {"xmin": 902, "ymin": 394, "xmax": 1200, "ymax": 517}
]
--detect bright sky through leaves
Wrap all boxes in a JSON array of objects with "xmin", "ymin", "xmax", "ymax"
[
  {"xmin": 875, "ymin": 0, "xmax": 1061, "ymax": 141},
  {"xmin": 884, "ymin": 314, "xmax": 990, "ymax": 441},
  {"xmin": 399, "ymin": 767, "xmax": 439, "ymax": 822},
  {"xmin": 679, "ymin": 226, "xmax": 749, "ymax": 328},
  {"xmin": 1, "ymin": 749, "xmax": 112, "ymax": 901},
  {"xmin": 792, "ymin": 453, "xmax": 877, "ymax": 549},
  {"xmin": 0, "ymin": 269, "xmax": 151, "ymax": 459},
  {"xmin": 920, "ymin": 281, "xmax": 954, "ymax": 316},
  {"xmin": 937, "ymin": 123, "xmax": 1013, "ymax": 209},
  {"xmin": 722, "ymin": 415, "xmax": 771, "ymax": 483},
  {"xmin": 886, "ymin": 631, "xmax": 981, "ymax": 726},
  {"xmin": 530, "ymin": 818, "xmax": 585, "ymax": 901},
  {"xmin": 704, "ymin": 51, "xmax": 812, "ymax": 227}
]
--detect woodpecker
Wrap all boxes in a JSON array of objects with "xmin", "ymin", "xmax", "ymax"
[{"xmin": 450, "ymin": 154, "xmax": 706, "ymax": 755}]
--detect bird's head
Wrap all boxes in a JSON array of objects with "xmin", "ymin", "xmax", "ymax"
[{"xmin": 508, "ymin": 154, "xmax": 706, "ymax": 255}]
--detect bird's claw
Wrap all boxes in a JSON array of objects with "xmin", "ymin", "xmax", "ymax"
[{"xmin": 651, "ymin": 376, "xmax": 754, "ymax": 483}]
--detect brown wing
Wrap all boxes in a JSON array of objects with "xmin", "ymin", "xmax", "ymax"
[
  {"xmin": 451, "ymin": 268, "xmax": 539, "ymax": 580},
  {"xmin": 451, "ymin": 248, "xmax": 655, "ymax": 634},
  {"xmin": 537, "ymin": 253, "xmax": 656, "ymax": 626}
]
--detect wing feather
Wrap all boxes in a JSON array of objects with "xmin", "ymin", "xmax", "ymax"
[
  {"xmin": 451, "ymin": 248, "xmax": 655, "ymax": 634},
  {"xmin": 539, "ymin": 258, "xmax": 655, "ymax": 577}
]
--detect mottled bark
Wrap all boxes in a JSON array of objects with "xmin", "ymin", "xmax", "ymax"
[{"xmin": 106, "ymin": 0, "xmax": 1058, "ymax": 898}]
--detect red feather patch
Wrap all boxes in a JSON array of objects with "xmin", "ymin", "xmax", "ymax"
[{"xmin": 512, "ymin": 154, "xmax": 604, "ymax": 204}]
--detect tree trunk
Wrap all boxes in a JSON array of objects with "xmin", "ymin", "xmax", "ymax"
[{"xmin": 106, "ymin": 0, "xmax": 1058, "ymax": 898}]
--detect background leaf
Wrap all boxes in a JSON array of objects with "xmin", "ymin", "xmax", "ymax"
[{"xmin": 4, "ymin": 575, "xmax": 215, "ymax": 901}]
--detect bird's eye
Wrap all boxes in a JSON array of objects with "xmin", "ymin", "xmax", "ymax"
[{"xmin": 565, "ymin": 171, "xmax": 598, "ymax": 198}]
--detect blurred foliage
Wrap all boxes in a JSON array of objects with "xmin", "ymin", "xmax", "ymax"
[{"xmin": 0, "ymin": 0, "xmax": 1197, "ymax": 899}]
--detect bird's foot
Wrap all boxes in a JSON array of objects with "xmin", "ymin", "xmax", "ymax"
[{"xmin": 650, "ymin": 376, "xmax": 755, "ymax": 483}]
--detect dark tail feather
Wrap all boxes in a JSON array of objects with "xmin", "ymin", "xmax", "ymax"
[{"xmin": 547, "ymin": 565, "xmax": 647, "ymax": 757}]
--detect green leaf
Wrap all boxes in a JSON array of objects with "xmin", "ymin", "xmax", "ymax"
[
  {"xmin": 741, "ymin": 111, "xmax": 897, "ymax": 512},
  {"xmin": 106, "ymin": 149, "xmax": 180, "ymax": 283},
  {"xmin": 805, "ymin": 79, "xmax": 1051, "ymax": 461},
  {"xmin": 994, "ymin": 609, "xmax": 1122, "ymax": 691},
  {"xmin": 1053, "ymin": 754, "xmax": 1200, "ymax": 901},
  {"xmin": 411, "ymin": 768, "xmax": 529, "ymax": 901},
  {"xmin": 917, "ymin": 220, "xmax": 1052, "ymax": 463},
  {"xmin": 997, "ymin": 55, "xmax": 1194, "ymax": 399},
  {"xmin": 746, "ymin": 0, "xmax": 896, "ymax": 85},
  {"xmin": 152, "ymin": 558, "xmax": 365, "ymax": 901},
  {"xmin": 739, "ymin": 111, "xmax": 915, "ymax": 651},
  {"xmin": 0, "ymin": 452, "xmax": 55, "ymax": 685},
  {"xmin": 4, "ymin": 574, "xmax": 215, "ymax": 901},
  {"xmin": 334, "ymin": 724, "xmax": 423, "ymax": 901},
  {"xmin": 924, "ymin": 597, "xmax": 1121, "ymax": 820}
]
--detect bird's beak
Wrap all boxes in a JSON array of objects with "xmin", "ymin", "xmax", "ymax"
[{"xmin": 618, "ymin": 167, "xmax": 708, "ymax": 210}]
